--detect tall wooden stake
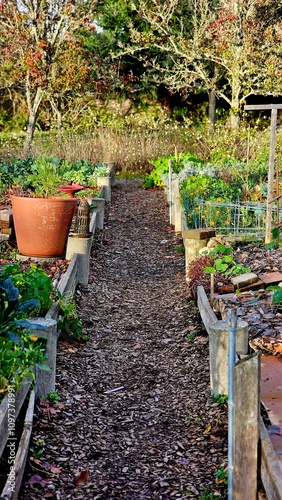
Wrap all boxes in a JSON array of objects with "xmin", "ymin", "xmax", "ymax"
[{"xmin": 244, "ymin": 104, "xmax": 282, "ymax": 244}]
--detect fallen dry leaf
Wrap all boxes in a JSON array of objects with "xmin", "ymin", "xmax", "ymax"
[
  {"xmin": 50, "ymin": 466, "xmax": 62, "ymax": 474},
  {"xmin": 181, "ymin": 326, "xmax": 196, "ymax": 333},
  {"xmin": 27, "ymin": 475, "xmax": 46, "ymax": 487},
  {"xmin": 204, "ymin": 424, "xmax": 212, "ymax": 434},
  {"xmin": 74, "ymin": 470, "xmax": 88, "ymax": 485}
]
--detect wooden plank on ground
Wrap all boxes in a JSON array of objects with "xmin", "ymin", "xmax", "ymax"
[
  {"xmin": 182, "ymin": 228, "xmax": 216, "ymax": 240},
  {"xmin": 234, "ymin": 352, "xmax": 260, "ymax": 500}
]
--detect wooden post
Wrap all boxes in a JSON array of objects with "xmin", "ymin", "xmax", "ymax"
[
  {"xmin": 244, "ymin": 104, "xmax": 282, "ymax": 244},
  {"xmin": 233, "ymin": 352, "xmax": 260, "ymax": 499},
  {"xmin": 266, "ymin": 108, "xmax": 278, "ymax": 244}
]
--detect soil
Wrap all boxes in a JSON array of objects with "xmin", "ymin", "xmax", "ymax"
[{"xmin": 18, "ymin": 179, "xmax": 229, "ymax": 500}]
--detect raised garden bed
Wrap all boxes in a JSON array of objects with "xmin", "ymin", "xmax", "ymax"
[
  {"xmin": 196, "ymin": 283, "xmax": 282, "ymax": 497},
  {"xmin": 164, "ymin": 176, "xmax": 282, "ymax": 494},
  {"xmin": 0, "ymin": 172, "xmax": 114, "ymax": 498}
]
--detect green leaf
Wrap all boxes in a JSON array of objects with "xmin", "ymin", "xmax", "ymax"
[
  {"xmin": 272, "ymin": 227, "xmax": 280, "ymax": 239},
  {"xmin": 272, "ymin": 289, "xmax": 282, "ymax": 304},
  {"xmin": 204, "ymin": 266, "xmax": 215, "ymax": 274},
  {"xmin": 215, "ymin": 263, "xmax": 228, "ymax": 272},
  {"xmin": 266, "ymin": 241, "xmax": 276, "ymax": 250},
  {"xmin": 221, "ymin": 256, "xmax": 233, "ymax": 263},
  {"xmin": 212, "ymin": 244, "xmax": 232, "ymax": 255}
]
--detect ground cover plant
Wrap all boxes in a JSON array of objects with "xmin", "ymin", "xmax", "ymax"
[
  {"xmin": 0, "ymin": 264, "xmax": 51, "ymax": 397},
  {"xmin": 0, "ymin": 258, "xmax": 87, "ymax": 399}
]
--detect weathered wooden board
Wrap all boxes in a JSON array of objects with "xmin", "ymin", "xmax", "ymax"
[
  {"xmin": 0, "ymin": 380, "xmax": 31, "ymax": 459},
  {"xmin": 260, "ymin": 418, "xmax": 282, "ymax": 500},
  {"xmin": 182, "ymin": 228, "xmax": 216, "ymax": 240},
  {"xmin": 0, "ymin": 220, "xmax": 12, "ymax": 228},
  {"xmin": 234, "ymin": 352, "xmax": 260, "ymax": 500},
  {"xmin": 1, "ymin": 390, "xmax": 35, "ymax": 500}
]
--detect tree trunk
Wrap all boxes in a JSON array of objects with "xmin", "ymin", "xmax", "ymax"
[
  {"xmin": 208, "ymin": 89, "xmax": 216, "ymax": 134},
  {"xmin": 23, "ymin": 111, "xmax": 38, "ymax": 157},
  {"xmin": 230, "ymin": 109, "xmax": 240, "ymax": 130},
  {"xmin": 230, "ymin": 86, "xmax": 240, "ymax": 130},
  {"xmin": 229, "ymin": 42, "xmax": 241, "ymax": 130},
  {"xmin": 23, "ymin": 80, "xmax": 43, "ymax": 157},
  {"xmin": 57, "ymin": 97, "xmax": 63, "ymax": 154},
  {"xmin": 50, "ymin": 97, "xmax": 63, "ymax": 155}
]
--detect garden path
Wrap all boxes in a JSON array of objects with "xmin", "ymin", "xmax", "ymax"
[{"xmin": 19, "ymin": 179, "xmax": 227, "ymax": 500}]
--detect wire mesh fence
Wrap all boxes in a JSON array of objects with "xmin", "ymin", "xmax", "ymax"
[{"xmin": 181, "ymin": 195, "xmax": 281, "ymax": 238}]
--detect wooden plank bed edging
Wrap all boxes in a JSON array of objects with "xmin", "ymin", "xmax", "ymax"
[
  {"xmin": 1, "ymin": 390, "xmax": 35, "ymax": 500},
  {"xmin": 197, "ymin": 284, "xmax": 282, "ymax": 497},
  {"xmin": 0, "ymin": 380, "xmax": 32, "ymax": 459},
  {"xmin": 260, "ymin": 418, "xmax": 282, "ymax": 500}
]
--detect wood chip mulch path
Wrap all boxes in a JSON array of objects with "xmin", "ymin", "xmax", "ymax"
[{"xmin": 19, "ymin": 179, "xmax": 228, "ymax": 500}]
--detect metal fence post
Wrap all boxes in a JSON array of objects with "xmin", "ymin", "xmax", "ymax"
[{"xmin": 228, "ymin": 307, "xmax": 238, "ymax": 500}]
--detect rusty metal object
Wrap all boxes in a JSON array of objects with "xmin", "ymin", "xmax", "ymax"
[{"xmin": 72, "ymin": 199, "xmax": 90, "ymax": 234}]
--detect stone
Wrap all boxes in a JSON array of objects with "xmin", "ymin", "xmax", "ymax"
[{"xmin": 207, "ymin": 235, "xmax": 231, "ymax": 248}]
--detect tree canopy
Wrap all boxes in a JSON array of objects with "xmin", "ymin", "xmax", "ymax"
[
  {"xmin": 1, "ymin": 0, "xmax": 282, "ymax": 150},
  {"xmin": 117, "ymin": 0, "xmax": 282, "ymax": 128},
  {"xmin": 0, "ymin": 0, "xmax": 98, "ymax": 154}
]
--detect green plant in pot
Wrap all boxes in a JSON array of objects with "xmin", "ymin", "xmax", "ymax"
[{"xmin": 10, "ymin": 157, "xmax": 77, "ymax": 258}]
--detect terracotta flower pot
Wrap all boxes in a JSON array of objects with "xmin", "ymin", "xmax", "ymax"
[{"xmin": 11, "ymin": 195, "xmax": 77, "ymax": 257}]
